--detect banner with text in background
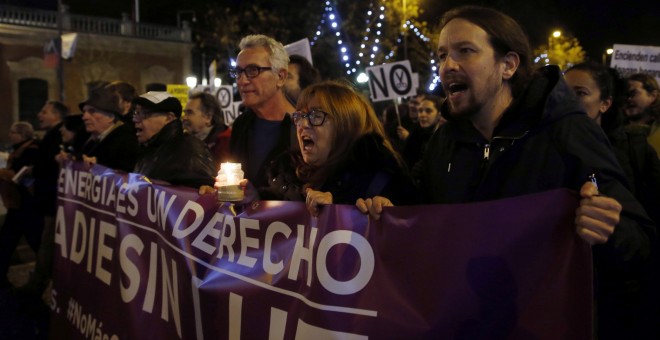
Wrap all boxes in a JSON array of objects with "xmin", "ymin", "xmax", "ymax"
[
  {"xmin": 49, "ymin": 162, "xmax": 592, "ymax": 339},
  {"xmin": 610, "ymin": 43, "xmax": 660, "ymax": 83}
]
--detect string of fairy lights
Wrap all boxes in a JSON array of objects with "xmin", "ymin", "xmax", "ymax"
[{"xmin": 310, "ymin": 0, "xmax": 439, "ymax": 92}]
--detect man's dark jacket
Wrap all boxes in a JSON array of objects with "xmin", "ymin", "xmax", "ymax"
[
  {"xmin": 82, "ymin": 122, "xmax": 139, "ymax": 173},
  {"xmin": 134, "ymin": 119, "xmax": 215, "ymax": 188},
  {"xmin": 32, "ymin": 123, "xmax": 63, "ymax": 216},
  {"xmin": 228, "ymin": 109, "xmax": 296, "ymax": 188},
  {"xmin": 421, "ymin": 66, "xmax": 655, "ymax": 337}
]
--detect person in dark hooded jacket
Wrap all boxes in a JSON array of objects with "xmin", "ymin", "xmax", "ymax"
[
  {"xmin": 565, "ymin": 62, "xmax": 660, "ymax": 338},
  {"xmin": 358, "ymin": 6, "xmax": 655, "ymax": 339},
  {"xmin": 132, "ymin": 92, "xmax": 215, "ymax": 188},
  {"xmin": 228, "ymin": 81, "xmax": 416, "ymax": 216}
]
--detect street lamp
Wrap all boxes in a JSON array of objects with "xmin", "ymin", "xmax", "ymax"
[
  {"xmin": 603, "ymin": 48, "xmax": 614, "ymax": 65},
  {"xmin": 186, "ymin": 76, "xmax": 197, "ymax": 88},
  {"xmin": 548, "ymin": 30, "xmax": 562, "ymax": 66},
  {"xmin": 357, "ymin": 72, "xmax": 369, "ymax": 83}
]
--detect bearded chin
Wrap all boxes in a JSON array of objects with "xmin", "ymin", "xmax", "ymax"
[{"xmin": 448, "ymin": 98, "xmax": 479, "ymax": 118}]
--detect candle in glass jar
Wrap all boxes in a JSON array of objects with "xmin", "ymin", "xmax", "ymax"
[
  {"xmin": 217, "ymin": 162, "xmax": 243, "ymax": 186},
  {"xmin": 217, "ymin": 163, "xmax": 244, "ymax": 202}
]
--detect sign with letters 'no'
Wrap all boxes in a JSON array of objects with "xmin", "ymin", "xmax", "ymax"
[
  {"xmin": 215, "ymin": 85, "xmax": 242, "ymax": 126},
  {"xmin": 366, "ymin": 60, "xmax": 418, "ymax": 102}
]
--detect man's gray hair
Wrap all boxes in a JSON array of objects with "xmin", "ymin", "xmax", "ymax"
[{"xmin": 239, "ymin": 34, "xmax": 289, "ymax": 73}]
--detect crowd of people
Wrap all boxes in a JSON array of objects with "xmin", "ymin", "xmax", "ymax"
[{"xmin": 1, "ymin": 4, "xmax": 659, "ymax": 338}]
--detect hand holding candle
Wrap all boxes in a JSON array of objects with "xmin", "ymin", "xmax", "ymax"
[{"xmin": 216, "ymin": 162, "xmax": 244, "ymax": 202}]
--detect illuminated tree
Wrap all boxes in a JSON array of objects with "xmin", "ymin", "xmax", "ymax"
[
  {"xmin": 533, "ymin": 32, "xmax": 586, "ymax": 71},
  {"xmin": 198, "ymin": 0, "xmax": 434, "ymax": 83}
]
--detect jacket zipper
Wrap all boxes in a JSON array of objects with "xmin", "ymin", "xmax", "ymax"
[{"xmin": 486, "ymin": 131, "xmax": 529, "ymax": 161}]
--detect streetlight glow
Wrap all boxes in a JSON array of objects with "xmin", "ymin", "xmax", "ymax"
[
  {"xmin": 606, "ymin": 48, "xmax": 614, "ymax": 55},
  {"xmin": 552, "ymin": 30, "xmax": 561, "ymax": 38},
  {"xmin": 186, "ymin": 76, "xmax": 197, "ymax": 88}
]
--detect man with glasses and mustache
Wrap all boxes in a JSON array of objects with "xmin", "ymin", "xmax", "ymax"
[
  {"xmin": 132, "ymin": 92, "xmax": 215, "ymax": 188},
  {"xmin": 228, "ymin": 34, "xmax": 297, "ymax": 188}
]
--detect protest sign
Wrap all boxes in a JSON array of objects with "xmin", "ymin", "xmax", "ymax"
[
  {"xmin": 166, "ymin": 84, "xmax": 190, "ymax": 109},
  {"xmin": 284, "ymin": 38, "xmax": 314, "ymax": 65},
  {"xmin": 366, "ymin": 61, "xmax": 417, "ymax": 102},
  {"xmin": 610, "ymin": 44, "xmax": 660, "ymax": 83}
]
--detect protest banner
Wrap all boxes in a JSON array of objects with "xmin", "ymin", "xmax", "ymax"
[
  {"xmin": 610, "ymin": 44, "xmax": 660, "ymax": 83},
  {"xmin": 49, "ymin": 162, "xmax": 592, "ymax": 339}
]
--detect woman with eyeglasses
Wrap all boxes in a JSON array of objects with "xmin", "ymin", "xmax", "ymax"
[{"xmin": 230, "ymin": 80, "xmax": 416, "ymax": 216}]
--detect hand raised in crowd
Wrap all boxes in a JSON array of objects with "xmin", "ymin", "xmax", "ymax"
[
  {"xmin": 306, "ymin": 188, "xmax": 333, "ymax": 217},
  {"xmin": 575, "ymin": 181, "xmax": 621, "ymax": 245},
  {"xmin": 356, "ymin": 196, "xmax": 394, "ymax": 221},
  {"xmin": 396, "ymin": 126, "xmax": 410, "ymax": 140}
]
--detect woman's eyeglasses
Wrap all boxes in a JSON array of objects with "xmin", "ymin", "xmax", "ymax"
[{"xmin": 292, "ymin": 109, "xmax": 329, "ymax": 126}]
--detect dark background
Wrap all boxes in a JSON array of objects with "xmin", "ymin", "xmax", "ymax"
[{"xmin": 8, "ymin": 0, "xmax": 660, "ymax": 66}]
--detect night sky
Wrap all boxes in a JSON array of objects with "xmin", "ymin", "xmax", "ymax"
[
  {"xmin": 8, "ymin": 0, "xmax": 660, "ymax": 62},
  {"xmin": 420, "ymin": 0, "xmax": 660, "ymax": 61}
]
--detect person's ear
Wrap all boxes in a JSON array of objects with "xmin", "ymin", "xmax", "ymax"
[
  {"xmin": 277, "ymin": 69, "xmax": 288, "ymax": 87},
  {"xmin": 166, "ymin": 112, "xmax": 177, "ymax": 122},
  {"xmin": 501, "ymin": 51, "xmax": 520, "ymax": 81},
  {"xmin": 599, "ymin": 96, "xmax": 613, "ymax": 114},
  {"xmin": 650, "ymin": 89, "xmax": 659, "ymax": 102}
]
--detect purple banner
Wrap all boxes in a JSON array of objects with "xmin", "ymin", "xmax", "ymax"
[{"xmin": 49, "ymin": 162, "xmax": 592, "ymax": 339}]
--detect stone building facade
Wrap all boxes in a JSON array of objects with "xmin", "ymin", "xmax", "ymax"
[{"xmin": 0, "ymin": 5, "xmax": 193, "ymax": 145}]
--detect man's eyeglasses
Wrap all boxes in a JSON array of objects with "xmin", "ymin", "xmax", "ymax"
[
  {"xmin": 292, "ymin": 109, "xmax": 329, "ymax": 127},
  {"xmin": 229, "ymin": 65, "xmax": 273, "ymax": 79}
]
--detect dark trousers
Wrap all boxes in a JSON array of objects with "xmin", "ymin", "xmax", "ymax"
[{"xmin": 0, "ymin": 200, "xmax": 44, "ymax": 285}]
